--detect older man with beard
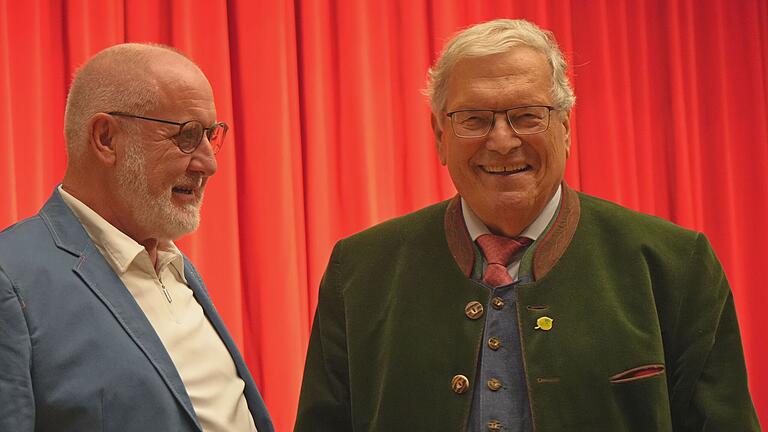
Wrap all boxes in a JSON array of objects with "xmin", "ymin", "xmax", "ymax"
[{"xmin": 0, "ymin": 44, "xmax": 273, "ymax": 432}]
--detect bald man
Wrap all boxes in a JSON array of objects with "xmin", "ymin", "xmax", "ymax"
[{"xmin": 0, "ymin": 44, "xmax": 273, "ymax": 432}]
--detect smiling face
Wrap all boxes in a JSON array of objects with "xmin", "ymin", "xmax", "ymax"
[
  {"xmin": 433, "ymin": 47, "xmax": 570, "ymax": 236},
  {"xmin": 113, "ymin": 59, "xmax": 218, "ymax": 242}
]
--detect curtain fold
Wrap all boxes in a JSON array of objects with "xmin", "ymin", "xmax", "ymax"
[{"xmin": 1, "ymin": 1, "xmax": 765, "ymax": 429}]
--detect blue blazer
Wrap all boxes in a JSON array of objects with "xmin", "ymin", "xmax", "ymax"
[{"xmin": 0, "ymin": 190, "xmax": 274, "ymax": 432}]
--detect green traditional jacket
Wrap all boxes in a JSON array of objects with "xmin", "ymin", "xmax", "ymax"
[{"xmin": 295, "ymin": 184, "xmax": 760, "ymax": 431}]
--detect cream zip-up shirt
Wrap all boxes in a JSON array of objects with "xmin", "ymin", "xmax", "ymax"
[{"xmin": 60, "ymin": 187, "xmax": 256, "ymax": 432}]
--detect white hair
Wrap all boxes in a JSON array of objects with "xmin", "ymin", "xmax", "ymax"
[{"xmin": 426, "ymin": 19, "xmax": 575, "ymax": 115}]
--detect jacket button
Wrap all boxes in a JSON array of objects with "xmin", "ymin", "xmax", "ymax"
[
  {"xmin": 451, "ymin": 374, "xmax": 470, "ymax": 394},
  {"xmin": 491, "ymin": 297, "xmax": 505, "ymax": 310},
  {"xmin": 487, "ymin": 377, "xmax": 503, "ymax": 391},
  {"xmin": 465, "ymin": 301, "xmax": 484, "ymax": 319},
  {"xmin": 488, "ymin": 337, "xmax": 502, "ymax": 350},
  {"xmin": 488, "ymin": 419, "xmax": 503, "ymax": 431}
]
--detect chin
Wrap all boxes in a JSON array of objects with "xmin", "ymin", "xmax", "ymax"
[
  {"xmin": 488, "ymin": 190, "xmax": 538, "ymax": 212},
  {"xmin": 166, "ymin": 210, "xmax": 200, "ymax": 239},
  {"xmin": 137, "ymin": 203, "xmax": 200, "ymax": 241}
]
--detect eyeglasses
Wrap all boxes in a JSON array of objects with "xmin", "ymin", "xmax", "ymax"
[
  {"xmin": 445, "ymin": 105, "xmax": 555, "ymax": 138},
  {"xmin": 108, "ymin": 112, "xmax": 229, "ymax": 154}
]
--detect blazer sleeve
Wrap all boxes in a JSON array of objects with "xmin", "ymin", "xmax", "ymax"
[
  {"xmin": 294, "ymin": 242, "xmax": 353, "ymax": 432},
  {"xmin": 667, "ymin": 234, "xmax": 760, "ymax": 431},
  {"xmin": 0, "ymin": 266, "xmax": 35, "ymax": 432}
]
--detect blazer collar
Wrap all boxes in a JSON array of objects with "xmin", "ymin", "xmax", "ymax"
[
  {"xmin": 444, "ymin": 182, "xmax": 581, "ymax": 281},
  {"xmin": 39, "ymin": 189, "xmax": 204, "ymax": 431},
  {"xmin": 39, "ymin": 188, "xmax": 94, "ymax": 257}
]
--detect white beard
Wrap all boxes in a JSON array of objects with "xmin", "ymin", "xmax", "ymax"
[{"xmin": 116, "ymin": 141, "xmax": 201, "ymax": 241}]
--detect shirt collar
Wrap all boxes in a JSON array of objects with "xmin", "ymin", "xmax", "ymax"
[
  {"xmin": 461, "ymin": 184, "xmax": 562, "ymax": 242},
  {"xmin": 58, "ymin": 185, "xmax": 186, "ymax": 281}
]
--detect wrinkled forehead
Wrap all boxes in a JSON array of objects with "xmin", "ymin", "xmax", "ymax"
[
  {"xmin": 445, "ymin": 48, "xmax": 552, "ymax": 106},
  {"xmin": 451, "ymin": 47, "xmax": 549, "ymax": 77}
]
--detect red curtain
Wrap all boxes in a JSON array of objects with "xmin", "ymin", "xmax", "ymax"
[{"xmin": 1, "ymin": 1, "xmax": 765, "ymax": 429}]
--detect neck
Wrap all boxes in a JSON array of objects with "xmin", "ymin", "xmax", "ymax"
[
  {"xmin": 462, "ymin": 185, "xmax": 562, "ymax": 240},
  {"xmin": 478, "ymin": 205, "xmax": 541, "ymax": 238},
  {"xmin": 485, "ymin": 218, "xmax": 531, "ymax": 238},
  {"xmin": 140, "ymin": 238, "xmax": 160, "ymax": 268}
]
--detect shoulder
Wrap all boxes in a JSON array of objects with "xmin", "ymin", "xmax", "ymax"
[
  {"xmin": 0, "ymin": 214, "xmax": 53, "ymax": 261},
  {"xmin": 0, "ymin": 214, "xmax": 56, "ymax": 302},
  {"xmin": 577, "ymin": 191, "xmax": 699, "ymax": 245},
  {"xmin": 1, "ymin": 212, "xmax": 47, "ymax": 238},
  {"xmin": 0, "ymin": 207, "xmax": 77, "ymax": 288},
  {"xmin": 573, "ymin": 192, "xmax": 724, "ymax": 298}
]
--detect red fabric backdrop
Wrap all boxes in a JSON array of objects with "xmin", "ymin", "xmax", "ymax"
[{"xmin": 1, "ymin": 1, "xmax": 765, "ymax": 430}]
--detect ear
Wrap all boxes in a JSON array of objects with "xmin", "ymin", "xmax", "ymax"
[
  {"xmin": 431, "ymin": 113, "xmax": 447, "ymax": 165},
  {"xmin": 88, "ymin": 113, "xmax": 119, "ymax": 166},
  {"xmin": 560, "ymin": 111, "xmax": 571, "ymax": 159}
]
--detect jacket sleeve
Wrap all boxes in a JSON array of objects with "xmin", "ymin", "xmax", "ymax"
[
  {"xmin": 667, "ymin": 234, "xmax": 760, "ymax": 431},
  {"xmin": 294, "ymin": 242, "xmax": 353, "ymax": 432},
  {"xmin": 0, "ymin": 266, "xmax": 35, "ymax": 431}
]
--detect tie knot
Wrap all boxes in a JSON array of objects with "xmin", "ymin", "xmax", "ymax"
[{"xmin": 476, "ymin": 234, "xmax": 533, "ymax": 267}]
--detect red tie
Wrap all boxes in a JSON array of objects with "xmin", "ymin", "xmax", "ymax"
[{"xmin": 476, "ymin": 234, "xmax": 533, "ymax": 287}]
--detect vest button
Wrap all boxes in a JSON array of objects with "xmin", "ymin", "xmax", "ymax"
[
  {"xmin": 487, "ymin": 377, "xmax": 503, "ymax": 391},
  {"xmin": 465, "ymin": 301, "xmax": 484, "ymax": 319},
  {"xmin": 488, "ymin": 337, "xmax": 502, "ymax": 350},
  {"xmin": 451, "ymin": 374, "xmax": 470, "ymax": 394},
  {"xmin": 488, "ymin": 419, "xmax": 503, "ymax": 431},
  {"xmin": 491, "ymin": 296, "xmax": 505, "ymax": 310}
]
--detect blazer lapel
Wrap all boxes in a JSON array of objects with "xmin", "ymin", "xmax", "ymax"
[{"xmin": 41, "ymin": 190, "xmax": 203, "ymax": 431}]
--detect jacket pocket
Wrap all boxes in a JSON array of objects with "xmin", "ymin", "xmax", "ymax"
[
  {"xmin": 608, "ymin": 364, "xmax": 673, "ymax": 431},
  {"xmin": 609, "ymin": 364, "xmax": 665, "ymax": 384}
]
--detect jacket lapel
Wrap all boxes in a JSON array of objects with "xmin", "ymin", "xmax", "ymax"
[
  {"xmin": 444, "ymin": 196, "xmax": 475, "ymax": 278},
  {"xmin": 531, "ymin": 183, "xmax": 581, "ymax": 280},
  {"xmin": 40, "ymin": 190, "xmax": 203, "ymax": 431}
]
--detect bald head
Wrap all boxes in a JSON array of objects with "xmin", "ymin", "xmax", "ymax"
[
  {"xmin": 60, "ymin": 43, "xmax": 219, "ymax": 249},
  {"xmin": 63, "ymin": 43, "xmax": 203, "ymax": 168}
]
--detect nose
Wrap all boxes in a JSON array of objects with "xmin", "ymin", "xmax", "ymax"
[
  {"xmin": 188, "ymin": 136, "xmax": 218, "ymax": 177},
  {"xmin": 485, "ymin": 112, "xmax": 522, "ymax": 154}
]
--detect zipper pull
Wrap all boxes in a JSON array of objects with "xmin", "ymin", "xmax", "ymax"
[{"xmin": 160, "ymin": 280, "xmax": 172, "ymax": 303}]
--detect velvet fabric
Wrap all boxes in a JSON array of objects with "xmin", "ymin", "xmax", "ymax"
[{"xmin": 295, "ymin": 185, "xmax": 758, "ymax": 431}]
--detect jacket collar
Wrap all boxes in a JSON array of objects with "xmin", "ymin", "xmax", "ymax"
[
  {"xmin": 39, "ymin": 188, "xmax": 94, "ymax": 257},
  {"xmin": 444, "ymin": 182, "xmax": 581, "ymax": 281}
]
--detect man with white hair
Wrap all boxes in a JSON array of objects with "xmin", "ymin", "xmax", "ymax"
[
  {"xmin": 295, "ymin": 19, "xmax": 758, "ymax": 431},
  {"xmin": 0, "ymin": 43, "xmax": 273, "ymax": 432}
]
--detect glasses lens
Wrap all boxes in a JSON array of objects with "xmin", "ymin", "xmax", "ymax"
[
  {"xmin": 206, "ymin": 122, "xmax": 228, "ymax": 154},
  {"xmin": 451, "ymin": 111, "xmax": 493, "ymax": 137},
  {"xmin": 176, "ymin": 121, "xmax": 204, "ymax": 153},
  {"xmin": 507, "ymin": 106, "xmax": 550, "ymax": 134}
]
